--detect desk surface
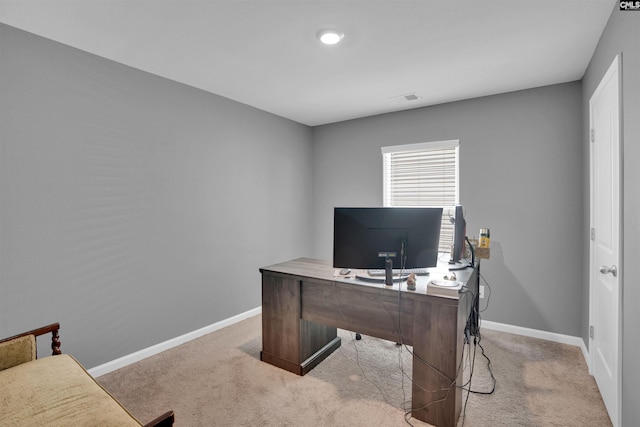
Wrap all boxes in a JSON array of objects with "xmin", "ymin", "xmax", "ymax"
[{"xmin": 260, "ymin": 257, "xmax": 474, "ymax": 301}]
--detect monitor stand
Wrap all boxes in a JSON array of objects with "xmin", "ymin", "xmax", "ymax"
[
  {"xmin": 355, "ymin": 251, "xmax": 408, "ymax": 284},
  {"xmin": 385, "ymin": 258, "xmax": 394, "ymax": 286}
]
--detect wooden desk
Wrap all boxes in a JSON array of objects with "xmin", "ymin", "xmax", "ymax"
[{"xmin": 260, "ymin": 257, "xmax": 478, "ymax": 427}]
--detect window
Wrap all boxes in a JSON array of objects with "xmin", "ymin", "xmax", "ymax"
[{"xmin": 382, "ymin": 140, "xmax": 459, "ymax": 253}]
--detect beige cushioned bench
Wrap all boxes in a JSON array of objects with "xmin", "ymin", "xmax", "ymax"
[{"xmin": 0, "ymin": 323, "xmax": 174, "ymax": 427}]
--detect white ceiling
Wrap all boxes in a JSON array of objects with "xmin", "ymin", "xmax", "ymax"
[{"xmin": 0, "ymin": 0, "xmax": 615, "ymax": 126}]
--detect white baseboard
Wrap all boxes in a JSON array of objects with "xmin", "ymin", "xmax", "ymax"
[
  {"xmin": 481, "ymin": 319, "xmax": 590, "ymax": 368},
  {"xmin": 89, "ymin": 306, "xmax": 262, "ymax": 377},
  {"xmin": 89, "ymin": 308, "xmax": 592, "ymax": 377}
]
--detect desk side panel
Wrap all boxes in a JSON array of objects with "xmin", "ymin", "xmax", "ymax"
[
  {"xmin": 411, "ymin": 298, "xmax": 460, "ymax": 427},
  {"xmin": 261, "ymin": 273, "xmax": 301, "ymax": 373},
  {"xmin": 411, "ymin": 267, "xmax": 477, "ymax": 427},
  {"xmin": 261, "ymin": 271, "xmax": 339, "ymax": 376}
]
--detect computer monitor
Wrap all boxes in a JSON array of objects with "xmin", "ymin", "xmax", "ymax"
[
  {"xmin": 333, "ymin": 207, "xmax": 443, "ymax": 284},
  {"xmin": 451, "ymin": 205, "xmax": 466, "ymax": 263}
]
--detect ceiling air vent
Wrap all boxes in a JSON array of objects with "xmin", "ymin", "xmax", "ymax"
[{"xmin": 390, "ymin": 93, "xmax": 422, "ymax": 103}]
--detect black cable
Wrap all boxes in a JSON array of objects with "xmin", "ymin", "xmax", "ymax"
[
  {"xmin": 460, "ymin": 286, "xmax": 479, "ymax": 341},
  {"xmin": 398, "ymin": 263, "xmax": 496, "ymax": 426},
  {"xmin": 465, "ymin": 333, "xmax": 496, "ymax": 395},
  {"xmin": 398, "ymin": 288, "xmax": 475, "ymax": 421},
  {"xmin": 456, "ymin": 274, "xmax": 497, "ymax": 425},
  {"xmin": 457, "ymin": 329, "xmax": 497, "ymax": 426},
  {"xmin": 465, "ymin": 235, "xmax": 475, "ymax": 268},
  {"xmin": 402, "ymin": 335, "xmax": 469, "ymax": 425},
  {"xmin": 392, "ymin": 244, "xmax": 475, "ymax": 425},
  {"xmin": 459, "ymin": 337, "xmax": 477, "ymax": 427},
  {"xmin": 333, "ymin": 247, "xmax": 491, "ymax": 426},
  {"xmin": 330, "ymin": 281, "xmax": 393, "ymax": 407},
  {"xmin": 478, "ymin": 272, "xmax": 492, "ymax": 313}
]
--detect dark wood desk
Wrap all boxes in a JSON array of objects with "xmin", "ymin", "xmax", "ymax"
[{"xmin": 260, "ymin": 257, "xmax": 478, "ymax": 427}]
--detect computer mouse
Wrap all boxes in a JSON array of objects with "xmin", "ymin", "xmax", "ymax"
[{"xmin": 340, "ymin": 268, "xmax": 351, "ymax": 275}]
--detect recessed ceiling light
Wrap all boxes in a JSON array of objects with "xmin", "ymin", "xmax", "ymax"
[{"xmin": 317, "ymin": 28, "xmax": 344, "ymax": 45}]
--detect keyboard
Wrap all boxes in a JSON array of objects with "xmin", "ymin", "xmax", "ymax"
[{"xmin": 367, "ymin": 267, "xmax": 430, "ymax": 277}]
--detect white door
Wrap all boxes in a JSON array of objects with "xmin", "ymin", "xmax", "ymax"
[{"xmin": 589, "ymin": 54, "xmax": 621, "ymax": 427}]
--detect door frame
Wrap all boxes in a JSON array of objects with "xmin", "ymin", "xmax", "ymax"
[{"xmin": 588, "ymin": 53, "xmax": 622, "ymax": 426}]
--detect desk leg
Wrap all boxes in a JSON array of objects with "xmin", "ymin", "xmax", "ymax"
[{"xmin": 411, "ymin": 299, "xmax": 462, "ymax": 427}]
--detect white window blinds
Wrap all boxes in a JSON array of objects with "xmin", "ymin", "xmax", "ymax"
[{"xmin": 382, "ymin": 140, "xmax": 459, "ymax": 253}]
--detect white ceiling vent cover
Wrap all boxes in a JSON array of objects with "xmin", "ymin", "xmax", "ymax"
[{"xmin": 390, "ymin": 93, "xmax": 422, "ymax": 103}]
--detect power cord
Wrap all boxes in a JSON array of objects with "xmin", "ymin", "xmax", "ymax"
[
  {"xmin": 395, "ymin": 279, "xmax": 479, "ymax": 425},
  {"xmin": 382, "ymin": 247, "xmax": 469, "ymax": 426},
  {"xmin": 457, "ymin": 272, "xmax": 497, "ymax": 426},
  {"xmin": 400, "ymin": 265, "xmax": 497, "ymax": 426},
  {"xmin": 479, "ymin": 272, "xmax": 492, "ymax": 313},
  {"xmin": 330, "ymin": 281, "xmax": 394, "ymax": 407},
  {"xmin": 331, "ymin": 252, "xmax": 496, "ymax": 426}
]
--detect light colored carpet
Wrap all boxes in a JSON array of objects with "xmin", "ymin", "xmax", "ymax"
[{"xmin": 97, "ymin": 315, "xmax": 611, "ymax": 426}]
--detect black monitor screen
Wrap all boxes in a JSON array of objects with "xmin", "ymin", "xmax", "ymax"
[{"xmin": 333, "ymin": 207, "xmax": 443, "ymax": 269}]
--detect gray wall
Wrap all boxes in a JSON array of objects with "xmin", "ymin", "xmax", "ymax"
[
  {"xmin": 312, "ymin": 82, "xmax": 584, "ymax": 337},
  {"xmin": 582, "ymin": 6, "xmax": 640, "ymax": 426},
  {"xmin": 0, "ymin": 24, "xmax": 313, "ymax": 368}
]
